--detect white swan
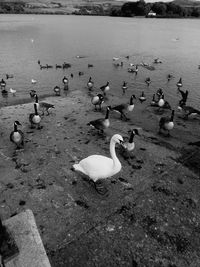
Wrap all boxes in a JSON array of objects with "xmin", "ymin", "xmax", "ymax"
[{"xmin": 73, "ymin": 134, "xmax": 124, "ymax": 190}]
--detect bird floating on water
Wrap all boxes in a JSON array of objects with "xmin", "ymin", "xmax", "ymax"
[
  {"xmin": 176, "ymin": 78, "xmax": 182, "ymax": 88},
  {"xmin": 62, "ymin": 76, "xmax": 69, "ymax": 85},
  {"xmin": 87, "ymin": 77, "xmax": 94, "ymax": 90},
  {"xmin": 31, "ymin": 79, "xmax": 37, "ymax": 84},
  {"xmin": 72, "ymin": 134, "xmax": 124, "ymax": 194},
  {"xmin": 10, "ymin": 121, "xmax": 24, "ymax": 149},
  {"xmin": 139, "ymin": 91, "xmax": 146, "ymax": 103},
  {"xmin": 34, "ymin": 94, "xmax": 55, "ymax": 115}
]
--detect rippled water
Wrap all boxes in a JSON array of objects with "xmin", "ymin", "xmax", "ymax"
[{"xmin": 0, "ymin": 15, "xmax": 200, "ymax": 109}]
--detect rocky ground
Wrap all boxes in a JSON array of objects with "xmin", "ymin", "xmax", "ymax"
[{"xmin": 0, "ymin": 90, "xmax": 200, "ymax": 267}]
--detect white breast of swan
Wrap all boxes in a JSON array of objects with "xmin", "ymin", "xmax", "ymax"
[
  {"xmin": 13, "ymin": 132, "xmax": 21, "ymax": 142},
  {"xmin": 78, "ymin": 155, "xmax": 121, "ymax": 182},
  {"xmin": 33, "ymin": 115, "xmax": 41, "ymax": 124},
  {"xmin": 165, "ymin": 121, "xmax": 174, "ymax": 130}
]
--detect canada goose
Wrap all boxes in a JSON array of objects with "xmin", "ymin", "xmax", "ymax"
[
  {"xmin": 139, "ymin": 91, "xmax": 146, "ymax": 103},
  {"xmin": 167, "ymin": 74, "xmax": 174, "ymax": 81},
  {"xmin": 91, "ymin": 94, "xmax": 104, "ymax": 111},
  {"xmin": 46, "ymin": 64, "xmax": 53, "ymax": 69},
  {"xmin": 100, "ymin": 82, "xmax": 110, "ymax": 96},
  {"xmin": 178, "ymin": 88, "xmax": 188, "ymax": 106},
  {"xmin": 88, "ymin": 64, "xmax": 93, "ymax": 68},
  {"xmin": 123, "ymin": 129, "xmax": 139, "ymax": 152},
  {"xmin": 54, "ymin": 86, "xmax": 61, "ymax": 96},
  {"xmin": 10, "ymin": 121, "xmax": 24, "ymax": 149},
  {"xmin": 62, "ymin": 76, "xmax": 68, "ymax": 85},
  {"xmin": 0, "ymin": 79, "xmax": 6, "ymax": 88},
  {"xmin": 176, "ymin": 78, "xmax": 182, "ymax": 87},
  {"xmin": 178, "ymin": 102, "xmax": 200, "ymax": 119},
  {"xmin": 113, "ymin": 57, "xmax": 119, "ymax": 61},
  {"xmin": 112, "ymin": 95, "xmax": 136, "ymax": 120},
  {"xmin": 87, "ymin": 106, "xmax": 111, "ymax": 133},
  {"xmin": 122, "ymin": 81, "xmax": 128, "ymax": 95},
  {"xmin": 87, "ymin": 77, "xmax": 94, "ymax": 90},
  {"xmin": 40, "ymin": 65, "xmax": 47, "ymax": 69},
  {"xmin": 72, "ymin": 134, "xmax": 124, "ymax": 194},
  {"xmin": 159, "ymin": 110, "xmax": 175, "ymax": 136},
  {"xmin": 150, "ymin": 94, "xmax": 158, "ymax": 107},
  {"xmin": 6, "ymin": 74, "xmax": 14, "ymax": 79},
  {"xmin": 145, "ymin": 77, "xmax": 151, "ymax": 86},
  {"xmin": 34, "ymin": 94, "xmax": 55, "ymax": 115},
  {"xmin": 63, "ymin": 62, "xmax": 71, "ymax": 69},
  {"xmin": 129, "ymin": 65, "xmax": 138, "ymax": 75},
  {"xmin": 30, "ymin": 90, "xmax": 36, "ymax": 98},
  {"xmin": 56, "ymin": 64, "xmax": 62, "ymax": 69},
  {"xmin": 129, "ymin": 63, "xmax": 135, "ymax": 67},
  {"xmin": 79, "ymin": 71, "xmax": 84, "ymax": 76},
  {"xmin": 29, "ymin": 104, "xmax": 42, "ymax": 129},
  {"xmin": 9, "ymin": 88, "xmax": 16, "ymax": 96}
]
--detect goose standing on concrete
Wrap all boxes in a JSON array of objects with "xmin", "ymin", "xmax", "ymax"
[
  {"xmin": 100, "ymin": 82, "xmax": 110, "ymax": 96},
  {"xmin": 91, "ymin": 94, "xmax": 104, "ymax": 111},
  {"xmin": 112, "ymin": 94, "xmax": 136, "ymax": 120},
  {"xmin": 10, "ymin": 121, "xmax": 24, "ymax": 149},
  {"xmin": 87, "ymin": 77, "xmax": 94, "ymax": 91},
  {"xmin": 54, "ymin": 86, "xmax": 61, "ymax": 96},
  {"xmin": 73, "ymin": 134, "xmax": 124, "ymax": 194},
  {"xmin": 29, "ymin": 103, "xmax": 42, "ymax": 129},
  {"xmin": 123, "ymin": 129, "xmax": 139, "ymax": 152},
  {"xmin": 159, "ymin": 110, "xmax": 175, "ymax": 136},
  {"xmin": 87, "ymin": 106, "xmax": 111, "ymax": 133},
  {"xmin": 35, "ymin": 94, "xmax": 55, "ymax": 115}
]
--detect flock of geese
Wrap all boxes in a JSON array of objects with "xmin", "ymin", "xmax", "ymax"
[{"xmin": 1, "ymin": 56, "xmax": 200, "ymax": 194}]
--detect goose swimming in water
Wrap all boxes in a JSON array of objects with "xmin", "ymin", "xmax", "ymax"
[
  {"xmin": 91, "ymin": 93, "xmax": 104, "ymax": 111},
  {"xmin": 100, "ymin": 82, "xmax": 110, "ymax": 96},
  {"xmin": 176, "ymin": 78, "xmax": 182, "ymax": 88},
  {"xmin": 122, "ymin": 81, "xmax": 128, "ymax": 95},
  {"xmin": 159, "ymin": 110, "xmax": 175, "ymax": 136},
  {"xmin": 29, "ymin": 103, "xmax": 42, "ymax": 129},
  {"xmin": 145, "ymin": 77, "xmax": 151, "ymax": 86},
  {"xmin": 31, "ymin": 79, "xmax": 37, "ymax": 84},
  {"xmin": 178, "ymin": 102, "xmax": 200, "ymax": 119},
  {"xmin": 178, "ymin": 88, "xmax": 188, "ymax": 106},
  {"xmin": 112, "ymin": 94, "xmax": 136, "ymax": 120},
  {"xmin": 87, "ymin": 106, "xmax": 111, "ymax": 134},
  {"xmin": 9, "ymin": 88, "xmax": 16, "ymax": 96},
  {"xmin": 113, "ymin": 57, "xmax": 119, "ymax": 61},
  {"xmin": 72, "ymin": 134, "xmax": 124, "ymax": 194},
  {"xmin": 10, "ymin": 121, "xmax": 24, "ymax": 149},
  {"xmin": 87, "ymin": 77, "xmax": 94, "ymax": 90},
  {"xmin": 139, "ymin": 91, "xmax": 146, "ymax": 103}
]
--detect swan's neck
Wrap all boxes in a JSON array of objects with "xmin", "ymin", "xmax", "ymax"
[{"xmin": 110, "ymin": 140, "xmax": 120, "ymax": 167}]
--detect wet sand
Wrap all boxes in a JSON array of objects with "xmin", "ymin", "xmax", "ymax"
[{"xmin": 0, "ymin": 89, "xmax": 200, "ymax": 267}]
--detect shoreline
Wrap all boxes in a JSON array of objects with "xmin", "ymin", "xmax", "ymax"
[{"xmin": 0, "ymin": 89, "xmax": 200, "ymax": 266}]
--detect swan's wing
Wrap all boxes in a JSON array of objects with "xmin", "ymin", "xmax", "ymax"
[{"xmin": 79, "ymin": 155, "xmax": 114, "ymax": 181}]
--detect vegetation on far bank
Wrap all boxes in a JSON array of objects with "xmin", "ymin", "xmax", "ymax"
[{"xmin": 0, "ymin": 0, "xmax": 200, "ymax": 17}]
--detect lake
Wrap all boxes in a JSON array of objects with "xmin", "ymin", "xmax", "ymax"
[{"xmin": 0, "ymin": 14, "xmax": 200, "ymax": 109}]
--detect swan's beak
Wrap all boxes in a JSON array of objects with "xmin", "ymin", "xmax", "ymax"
[{"xmin": 119, "ymin": 140, "xmax": 124, "ymax": 146}]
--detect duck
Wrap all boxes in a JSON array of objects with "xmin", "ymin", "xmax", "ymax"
[
  {"xmin": 178, "ymin": 102, "xmax": 200, "ymax": 119},
  {"xmin": 114, "ymin": 62, "xmax": 123, "ymax": 67},
  {"xmin": 31, "ymin": 79, "xmax": 37, "ymax": 84},
  {"xmin": 63, "ymin": 62, "xmax": 71, "ymax": 69},
  {"xmin": 87, "ymin": 106, "xmax": 111, "ymax": 134},
  {"xmin": 91, "ymin": 94, "xmax": 104, "ymax": 111},
  {"xmin": 167, "ymin": 74, "xmax": 174, "ymax": 81},
  {"xmin": 72, "ymin": 134, "xmax": 124, "ymax": 194},
  {"xmin": 122, "ymin": 81, "xmax": 128, "ymax": 94},
  {"xmin": 100, "ymin": 82, "xmax": 110, "ymax": 96},
  {"xmin": 9, "ymin": 88, "xmax": 16, "ymax": 96},
  {"xmin": 132, "ymin": 65, "xmax": 139, "ymax": 75},
  {"xmin": 30, "ymin": 89, "xmax": 36, "ymax": 98},
  {"xmin": 145, "ymin": 77, "xmax": 151, "ymax": 86},
  {"xmin": 62, "ymin": 76, "xmax": 69, "ymax": 85},
  {"xmin": 40, "ymin": 65, "xmax": 47, "ymax": 69},
  {"xmin": 123, "ymin": 129, "xmax": 139, "ymax": 152},
  {"xmin": 0, "ymin": 79, "xmax": 6, "ymax": 88},
  {"xmin": 176, "ymin": 78, "xmax": 182, "ymax": 88},
  {"xmin": 1, "ymin": 89, "xmax": 8, "ymax": 96},
  {"xmin": 56, "ymin": 64, "xmax": 62, "ymax": 69},
  {"xmin": 158, "ymin": 94, "xmax": 165, "ymax": 108},
  {"xmin": 111, "ymin": 94, "xmax": 136, "ymax": 120},
  {"xmin": 6, "ymin": 74, "xmax": 14, "ymax": 79},
  {"xmin": 113, "ymin": 57, "xmax": 119, "ymax": 61},
  {"xmin": 139, "ymin": 91, "xmax": 146, "ymax": 103},
  {"xmin": 10, "ymin": 121, "xmax": 24, "ymax": 149},
  {"xmin": 150, "ymin": 94, "xmax": 158, "ymax": 107},
  {"xmin": 87, "ymin": 77, "xmax": 94, "ymax": 90},
  {"xmin": 88, "ymin": 64, "xmax": 93, "ymax": 68},
  {"xmin": 159, "ymin": 110, "xmax": 175, "ymax": 136},
  {"xmin": 54, "ymin": 86, "xmax": 61, "ymax": 96},
  {"xmin": 29, "ymin": 103, "xmax": 42, "ymax": 129}
]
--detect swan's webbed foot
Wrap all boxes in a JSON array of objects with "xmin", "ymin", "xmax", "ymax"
[{"xmin": 94, "ymin": 180, "xmax": 108, "ymax": 195}]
